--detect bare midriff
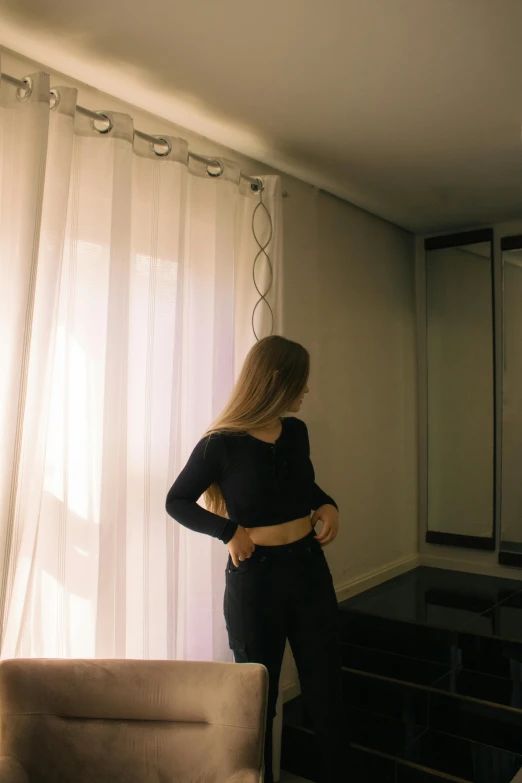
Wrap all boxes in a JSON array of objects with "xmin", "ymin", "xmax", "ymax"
[{"xmin": 245, "ymin": 515, "xmax": 313, "ymax": 546}]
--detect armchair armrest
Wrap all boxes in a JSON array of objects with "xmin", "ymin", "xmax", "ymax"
[{"xmin": 0, "ymin": 758, "xmax": 28, "ymax": 783}]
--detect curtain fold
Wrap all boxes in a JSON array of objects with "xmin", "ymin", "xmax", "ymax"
[{"xmin": 0, "ymin": 67, "xmax": 282, "ymax": 660}]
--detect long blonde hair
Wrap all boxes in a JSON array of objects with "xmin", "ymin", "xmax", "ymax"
[{"xmin": 204, "ymin": 335, "xmax": 310, "ymax": 517}]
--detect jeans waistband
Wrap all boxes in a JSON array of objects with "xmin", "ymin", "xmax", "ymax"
[{"xmin": 248, "ymin": 529, "xmax": 319, "ymax": 562}]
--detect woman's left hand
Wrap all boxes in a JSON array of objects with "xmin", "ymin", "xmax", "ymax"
[{"xmin": 312, "ymin": 504, "xmax": 339, "ymax": 547}]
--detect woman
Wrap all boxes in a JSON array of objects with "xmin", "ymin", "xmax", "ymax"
[{"xmin": 166, "ymin": 336, "xmax": 346, "ymax": 783}]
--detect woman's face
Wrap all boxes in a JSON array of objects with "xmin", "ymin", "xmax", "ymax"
[{"xmin": 287, "ymin": 384, "xmax": 309, "ymax": 413}]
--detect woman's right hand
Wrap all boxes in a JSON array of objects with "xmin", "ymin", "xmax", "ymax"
[{"xmin": 228, "ymin": 526, "xmax": 255, "ymax": 568}]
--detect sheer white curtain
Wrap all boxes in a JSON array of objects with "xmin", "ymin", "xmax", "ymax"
[{"xmin": 0, "ymin": 68, "xmax": 282, "ymax": 660}]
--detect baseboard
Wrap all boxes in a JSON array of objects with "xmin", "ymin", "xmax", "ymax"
[
  {"xmin": 280, "ymin": 552, "xmax": 420, "ymax": 703},
  {"xmin": 281, "ymin": 679, "xmax": 301, "ymax": 702},
  {"xmin": 420, "ymin": 551, "xmax": 522, "ymax": 580},
  {"xmin": 334, "ymin": 553, "xmax": 421, "ymax": 604}
]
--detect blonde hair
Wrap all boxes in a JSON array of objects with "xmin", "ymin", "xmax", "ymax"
[{"xmin": 204, "ymin": 335, "xmax": 310, "ymax": 517}]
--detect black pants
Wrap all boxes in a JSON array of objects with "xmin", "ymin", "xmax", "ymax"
[{"xmin": 224, "ymin": 530, "xmax": 347, "ymax": 783}]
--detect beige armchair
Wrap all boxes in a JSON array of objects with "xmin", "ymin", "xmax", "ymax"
[{"xmin": 0, "ymin": 658, "xmax": 268, "ymax": 783}]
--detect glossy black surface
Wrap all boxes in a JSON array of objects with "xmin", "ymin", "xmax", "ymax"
[
  {"xmin": 339, "ymin": 609, "xmax": 458, "ymax": 665},
  {"xmin": 457, "ymin": 630, "xmax": 522, "ymax": 679},
  {"xmin": 342, "ymin": 639, "xmax": 522, "ymax": 712},
  {"xmin": 349, "ymin": 707, "xmax": 425, "ymax": 757},
  {"xmin": 431, "ymin": 665, "xmax": 522, "ymax": 709},
  {"xmin": 395, "ymin": 769, "xmax": 451, "ymax": 783},
  {"xmin": 429, "ymin": 688, "xmax": 522, "ymax": 754},
  {"xmin": 283, "ymin": 694, "xmax": 312, "ymax": 730},
  {"xmin": 282, "ymin": 699, "xmax": 413, "ymax": 782},
  {"xmin": 403, "ymin": 728, "xmax": 522, "ymax": 782},
  {"xmin": 282, "ymin": 567, "xmax": 522, "ymax": 782},
  {"xmin": 283, "ymin": 697, "xmax": 522, "ymax": 782},
  {"xmin": 341, "ymin": 642, "xmax": 450, "ymax": 686},
  {"xmin": 350, "ymin": 748, "xmax": 395, "ymax": 782},
  {"xmin": 342, "ymin": 670, "xmax": 429, "ymax": 726},
  {"xmin": 340, "ymin": 566, "xmax": 522, "ymax": 680},
  {"xmin": 339, "ymin": 567, "xmax": 522, "ymax": 632},
  {"xmin": 461, "ymin": 592, "xmax": 522, "ymax": 643},
  {"xmin": 282, "ymin": 703, "xmax": 397, "ymax": 782}
]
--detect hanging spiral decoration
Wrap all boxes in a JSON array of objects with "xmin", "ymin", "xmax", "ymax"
[{"xmin": 251, "ymin": 182, "xmax": 274, "ymax": 341}]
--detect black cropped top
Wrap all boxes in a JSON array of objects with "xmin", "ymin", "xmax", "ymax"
[{"xmin": 165, "ymin": 417, "xmax": 337, "ymax": 545}]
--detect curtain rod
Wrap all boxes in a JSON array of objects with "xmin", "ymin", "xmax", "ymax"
[{"xmin": 2, "ymin": 72, "xmax": 263, "ymax": 192}]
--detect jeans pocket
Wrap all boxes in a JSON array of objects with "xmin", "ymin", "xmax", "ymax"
[
  {"xmin": 224, "ymin": 569, "xmax": 248, "ymax": 659},
  {"xmin": 227, "ymin": 554, "xmax": 256, "ymax": 575}
]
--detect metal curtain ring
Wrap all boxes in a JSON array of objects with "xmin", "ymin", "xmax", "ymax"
[
  {"xmin": 92, "ymin": 112, "xmax": 114, "ymax": 135},
  {"xmin": 152, "ymin": 136, "xmax": 172, "ymax": 157},
  {"xmin": 206, "ymin": 160, "xmax": 224, "ymax": 178},
  {"xmin": 16, "ymin": 76, "xmax": 33, "ymax": 103},
  {"xmin": 50, "ymin": 89, "xmax": 60, "ymax": 110}
]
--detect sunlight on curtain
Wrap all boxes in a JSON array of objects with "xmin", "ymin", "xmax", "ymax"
[{"xmin": 0, "ymin": 65, "xmax": 282, "ymax": 660}]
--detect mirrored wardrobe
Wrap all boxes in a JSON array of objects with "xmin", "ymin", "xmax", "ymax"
[
  {"xmin": 499, "ymin": 235, "xmax": 522, "ymax": 566},
  {"xmin": 424, "ymin": 229, "xmax": 496, "ymax": 550}
]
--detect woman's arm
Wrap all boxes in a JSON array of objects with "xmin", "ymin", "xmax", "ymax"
[
  {"xmin": 311, "ymin": 483, "xmax": 338, "ymax": 514},
  {"xmin": 294, "ymin": 417, "xmax": 339, "ymax": 546},
  {"xmin": 166, "ymin": 435, "xmax": 238, "ymax": 544},
  {"xmin": 293, "ymin": 418, "xmax": 338, "ymax": 512}
]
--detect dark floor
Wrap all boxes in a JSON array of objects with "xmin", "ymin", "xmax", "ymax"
[
  {"xmin": 282, "ymin": 565, "xmax": 522, "ymax": 783},
  {"xmin": 339, "ymin": 566, "xmax": 522, "ymax": 641}
]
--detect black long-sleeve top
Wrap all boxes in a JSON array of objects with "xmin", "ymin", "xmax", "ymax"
[{"xmin": 165, "ymin": 416, "xmax": 337, "ymax": 544}]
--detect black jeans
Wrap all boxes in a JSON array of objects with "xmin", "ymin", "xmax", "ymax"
[{"xmin": 224, "ymin": 530, "xmax": 347, "ymax": 783}]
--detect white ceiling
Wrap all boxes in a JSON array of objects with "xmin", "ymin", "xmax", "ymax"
[{"xmin": 1, "ymin": 0, "xmax": 522, "ymax": 233}]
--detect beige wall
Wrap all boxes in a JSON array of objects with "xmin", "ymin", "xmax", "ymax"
[
  {"xmin": 277, "ymin": 185, "xmax": 418, "ymax": 705},
  {"xmin": 283, "ymin": 188, "xmax": 418, "ymax": 587}
]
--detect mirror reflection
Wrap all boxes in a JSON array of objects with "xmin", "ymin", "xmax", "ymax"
[
  {"xmin": 425, "ymin": 234, "xmax": 495, "ymax": 547},
  {"xmin": 500, "ymin": 239, "xmax": 522, "ymax": 561}
]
